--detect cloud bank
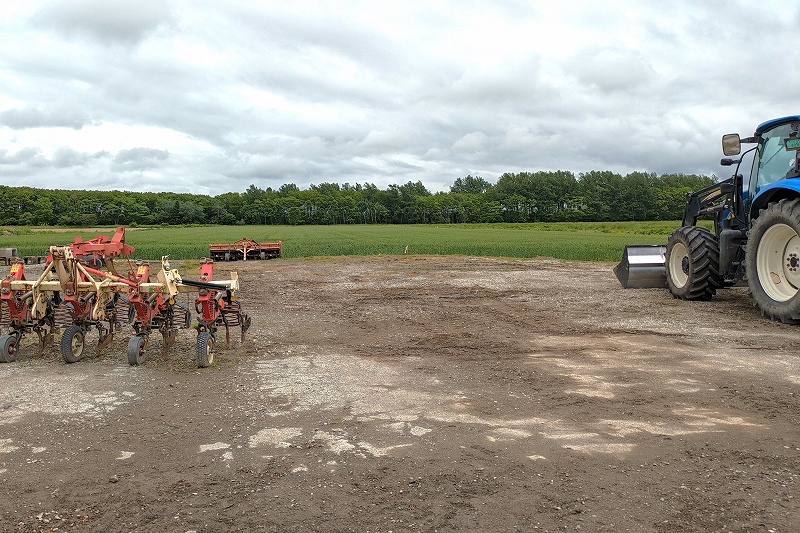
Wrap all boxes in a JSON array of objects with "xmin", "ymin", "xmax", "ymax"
[{"xmin": 0, "ymin": 0, "xmax": 797, "ymax": 196}]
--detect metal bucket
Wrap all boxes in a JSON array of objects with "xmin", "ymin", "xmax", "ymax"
[{"xmin": 613, "ymin": 245, "xmax": 667, "ymax": 288}]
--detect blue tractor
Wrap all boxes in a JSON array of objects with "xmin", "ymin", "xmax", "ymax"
[{"xmin": 617, "ymin": 115, "xmax": 800, "ymax": 323}]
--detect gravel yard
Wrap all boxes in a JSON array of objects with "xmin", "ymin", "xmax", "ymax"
[{"xmin": 1, "ymin": 255, "xmax": 798, "ymax": 532}]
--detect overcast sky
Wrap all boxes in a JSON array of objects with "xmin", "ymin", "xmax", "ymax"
[{"xmin": 0, "ymin": 1, "xmax": 797, "ymax": 196}]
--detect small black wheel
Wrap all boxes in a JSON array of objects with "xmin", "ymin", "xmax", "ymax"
[
  {"xmin": 127, "ymin": 336, "xmax": 146, "ymax": 366},
  {"xmin": 60, "ymin": 325, "xmax": 85, "ymax": 363},
  {"xmin": 0, "ymin": 334, "xmax": 19, "ymax": 363},
  {"xmin": 666, "ymin": 226, "xmax": 721, "ymax": 301},
  {"xmin": 196, "ymin": 331, "xmax": 214, "ymax": 368}
]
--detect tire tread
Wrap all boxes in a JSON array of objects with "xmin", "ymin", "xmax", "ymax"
[{"xmin": 666, "ymin": 226, "xmax": 721, "ymax": 301}]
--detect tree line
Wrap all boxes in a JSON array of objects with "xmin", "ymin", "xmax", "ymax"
[{"xmin": 0, "ymin": 170, "xmax": 716, "ymax": 226}]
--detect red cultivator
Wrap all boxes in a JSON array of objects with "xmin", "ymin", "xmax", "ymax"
[
  {"xmin": 0, "ymin": 228, "xmax": 250, "ymax": 367},
  {"xmin": 209, "ymin": 237, "xmax": 282, "ymax": 261},
  {"xmin": 191, "ymin": 259, "xmax": 251, "ymax": 366},
  {"xmin": 0, "ymin": 261, "xmax": 55, "ymax": 362}
]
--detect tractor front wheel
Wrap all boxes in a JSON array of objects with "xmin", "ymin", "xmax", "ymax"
[
  {"xmin": 60, "ymin": 325, "xmax": 85, "ymax": 363},
  {"xmin": 746, "ymin": 199, "xmax": 800, "ymax": 323},
  {"xmin": 0, "ymin": 334, "xmax": 19, "ymax": 363},
  {"xmin": 666, "ymin": 226, "xmax": 721, "ymax": 300}
]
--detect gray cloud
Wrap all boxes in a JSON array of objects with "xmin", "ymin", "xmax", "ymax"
[
  {"xmin": 0, "ymin": 147, "xmax": 49, "ymax": 167},
  {"xmin": 32, "ymin": 0, "xmax": 174, "ymax": 45},
  {"xmin": 0, "ymin": 1, "xmax": 797, "ymax": 195},
  {"xmin": 0, "ymin": 106, "xmax": 90, "ymax": 130},
  {"xmin": 112, "ymin": 148, "xmax": 169, "ymax": 172}
]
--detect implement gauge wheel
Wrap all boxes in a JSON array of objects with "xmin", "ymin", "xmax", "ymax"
[
  {"xmin": 0, "ymin": 334, "xmax": 18, "ymax": 363},
  {"xmin": 196, "ymin": 331, "xmax": 214, "ymax": 368},
  {"xmin": 746, "ymin": 198, "xmax": 800, "ymax": 323},
  {"xmin": 127, "ymin": 336, "xmax": 146, "ymax": 366},
  {"xmin": 60, "ymin": 325, "xmax": 85, "ymax": 363},
  {"xmin": 666, "ymin": 226, "xmax": 721, "ymax": 301}
]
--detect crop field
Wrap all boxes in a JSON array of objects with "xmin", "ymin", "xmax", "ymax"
[{"xmin": 0, "ymin": 221, "xmax": 698, "ymax": 261}]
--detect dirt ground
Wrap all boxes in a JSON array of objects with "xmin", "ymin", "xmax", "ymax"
[{"xmin": 0, "ymin": 255, "xmax": 798, "ymax": 532}]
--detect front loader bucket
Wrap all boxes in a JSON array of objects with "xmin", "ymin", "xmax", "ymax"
[{"xmin": 613, "ymin": 245, "xmax": 667, "ymax": 288}]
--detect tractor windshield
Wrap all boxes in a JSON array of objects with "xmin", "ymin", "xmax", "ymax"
[{"xmin": 752, "ymin": 122, "xmax": 800, "ymax": 194}]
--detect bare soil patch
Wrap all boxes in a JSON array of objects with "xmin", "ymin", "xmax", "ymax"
[{"xmin": 1, "ymin": 255, "xmax": 798, "ymax": 532}]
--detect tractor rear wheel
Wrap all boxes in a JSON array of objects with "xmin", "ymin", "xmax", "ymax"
[
  {"xmin": 196, "ymin": 331, "xmax": 214, "ymax": 368},
  {"xmin": 60, "ymin": 325, "xmax": 85, "ymax": 363},
  {"xmin": 0, "ymin": 334, "xmax": 18, "ymax": 363},
  {"xmin": 746, "ymin": 199, "xmax": 800, "ymax": 323},
  {"xmin": 666, "ymin": 226, "xmax": 721, "ymax": 300}
]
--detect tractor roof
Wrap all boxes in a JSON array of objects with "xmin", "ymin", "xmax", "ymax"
[{"xmin": 755, "ymin": 115, "xmax": 800, "ymax": 135}]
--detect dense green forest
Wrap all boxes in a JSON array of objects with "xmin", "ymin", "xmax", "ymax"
[{"xmin": 0, "ymin": 170, "xmax": 715, "ymax": 226}]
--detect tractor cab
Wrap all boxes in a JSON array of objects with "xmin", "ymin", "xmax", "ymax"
[{"xmin": 721, "ymin": 116, "xmax": 800, "ymax": 221}]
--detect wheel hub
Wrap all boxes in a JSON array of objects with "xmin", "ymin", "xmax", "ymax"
[
  {"xmin": 668, "ymin": 241, "xmax": 690, "ymax": 289},
  {"xmin": 757, "ymin": 223, "xmax": 800, "ymax": 302}
]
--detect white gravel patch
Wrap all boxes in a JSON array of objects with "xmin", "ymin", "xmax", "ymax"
[
  {"xmin": 0, "ymin": 365, "xmax": 144, "ymax": 423},
  {"xmin": 253, "ymin": 351, "xmax": 460, "ymax": 419},
  {"xmin": 249, "ymin": 427, "xmax": 303, "ymax": 448}
]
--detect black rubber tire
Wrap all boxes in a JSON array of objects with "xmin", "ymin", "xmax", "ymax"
[
  {"xmin": 0, "ymin": 334, "xmax": 18, "ymax": 363},
  {"xmin": 127, "ymin": 336, "xmax": 146, "ymax": 366},
  {"xmin": 665, "ymin": 226, "xmax": 721, "ymax": 301},
  {"xmin": 60, "ymin": 325, "xmax": 85, "ymax": 363},
  {"xmin": 196, "ymin": 331, "xmax": 214, "ymax": 368},
  {"xmin": 746, "ymin": 198, "xmax": 800, "ymax": 323}
]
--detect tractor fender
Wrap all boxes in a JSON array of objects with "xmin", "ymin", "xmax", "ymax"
[{"xmin": 751, "ymin": 180, "xmax": 800, "ymax": 219}]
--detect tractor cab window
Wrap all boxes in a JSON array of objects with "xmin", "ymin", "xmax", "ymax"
[{"xmin": 752, "ymin": 122, "xmax": 800, "ymax": 194}]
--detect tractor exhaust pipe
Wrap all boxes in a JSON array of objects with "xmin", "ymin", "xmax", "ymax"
[{"xmin": 613, "ymin": 245, "xmax": 668, "ymax": 289}]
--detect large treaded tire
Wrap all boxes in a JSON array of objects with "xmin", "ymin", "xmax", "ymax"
[
  {"xmin": 666, "ymin": 226, "xmax": 721, "ymax": 301},
  {"xmin": 746, "ymin": 198, "xmax": 800, "ymax": 324}
]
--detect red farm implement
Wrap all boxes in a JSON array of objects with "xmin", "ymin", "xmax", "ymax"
[
  {"xmin": 0, "ymin": 227, "xmax": 250, "ymax": 367},
  {"xmin": 209, "ymin": 238, "xmax": 282, "ymax": 261}
]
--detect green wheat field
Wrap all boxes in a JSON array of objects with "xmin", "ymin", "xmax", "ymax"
[{"xmin": 0, "ymin": 222, "xmax": 698, "ymax": 262}]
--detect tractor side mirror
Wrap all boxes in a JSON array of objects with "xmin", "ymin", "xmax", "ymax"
[{"xmin": 722, "ymin": 133, "xmax": 741, "ymax": 156}]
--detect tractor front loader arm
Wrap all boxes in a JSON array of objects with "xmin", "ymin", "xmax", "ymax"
[{"xmin": 681, "ymin": 177, "xmax": 736, "ymax": 228}]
